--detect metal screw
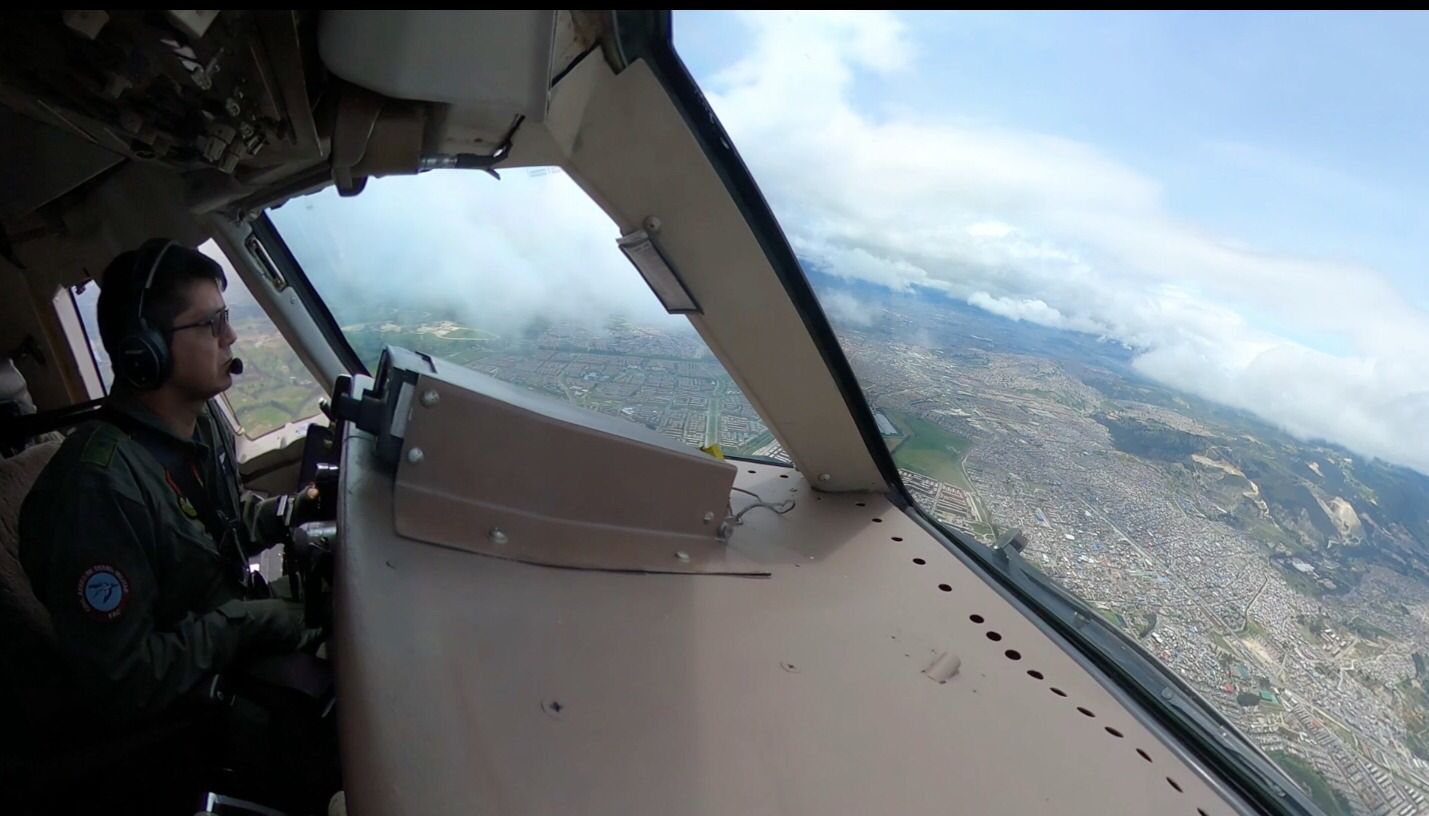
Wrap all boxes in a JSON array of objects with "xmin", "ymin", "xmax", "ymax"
[
  {"xmin": 702, "ymin": 512, "xmax": 715, "ymax": 523},
  {"xmin": 421, "ymin": 389, "xmax": 440, "ymax": 408},
  {"xmin": 1161, "ymin": 688, "xmax": 1174, "ymax": 701},
  {"xmin": 489, "ymin": 528, "xmax": 508, "ymax": 545},
  {"xmin": 675, "ymin": 551, "xmax": 691, "ymax": 563},
  {"xmin": 643, "ymin": 216, "xmax": 662, "ymax": 233},
  {"xmin": 406, "ymin": 447, "xmax": 424, "ymax": 464},
  {"xmin": 819, "ymin": 473, "xmax": 831, "ymax": 482}
]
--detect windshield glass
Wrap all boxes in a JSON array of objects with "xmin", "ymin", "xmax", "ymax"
[
  {"xmin": 267, "ymin": 170, "xmax": 775, "ymax": 457},
  {"xmin": 678, "ymin": 11, "xmax": 1429, "ymax": 815}
]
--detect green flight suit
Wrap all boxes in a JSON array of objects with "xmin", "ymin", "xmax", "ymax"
[{"xmin": 18, "ymin": 393, "xmax": 305, "ymax": 724}]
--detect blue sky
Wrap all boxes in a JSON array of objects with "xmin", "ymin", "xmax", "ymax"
[
  {"xmin": 676, "ymin": 11, "xmax": 1429, "ymax": 307},
  {"xmin": 671, "ymin": 11, "xmax": 1429, "ymax": 473}
]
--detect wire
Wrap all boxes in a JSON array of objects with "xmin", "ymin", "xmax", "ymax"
[
  {"xmin": 723, "ymin": 485, "xmax": 796, "ymax": 531},
  {"xmin": 731, "ymin": 499, "xmax": 795, "ymax": 524}
]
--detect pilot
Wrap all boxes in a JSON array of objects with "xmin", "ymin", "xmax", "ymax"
[{"xmin": 18, "ymin": 240, "xmax": 331, "ymax": 808}]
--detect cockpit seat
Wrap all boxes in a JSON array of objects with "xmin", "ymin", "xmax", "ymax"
[
  {"xmin": 0, "ymin": 435, "xmax": 219, "ymax": 811},
  {"xmin": 1, "ymin": 356, "xmax": 65, "ymax": 655},
  {"xmin": 0, "ymin": 367, "xmax": 215, "ymax": 814},
  {"xmin": 0, "ymin": 438, "xmax": 60, "ymax": 649}
]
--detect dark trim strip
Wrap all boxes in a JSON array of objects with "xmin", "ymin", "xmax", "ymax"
[{"xmin": 67, "ymin": 284, "xmax": 109, "ymax": 395}]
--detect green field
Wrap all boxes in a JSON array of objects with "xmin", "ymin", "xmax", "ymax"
[
  {"xmin": 884, "ymin": 411, "xmax": 975, "ymax": 489},
  {"xmin": 1242, "ymin": 616, "xmax": 1267, "ymax": 638},
  {"xmin": 1267, "ymin": 751, "xmax": 1354, "ymax": 816},
  {"xmin": 436, "ymin": 327, "xmax": 498, "ymax": 341},
  {"xmin": 1209, "ymin": 631, "xmax": 1233, "ymax": 654},
  {"xmin": 226, "ymin": 331, "xmax": 326, "ymax": 438},
  {"xmin": 1094, "ymin": 607, "xmax": 1128, "ymax": 630}
]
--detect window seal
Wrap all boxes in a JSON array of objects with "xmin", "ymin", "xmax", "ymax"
[{"xmin": 66, "ymin": 283, "xmax": 109, "ymax": 396}]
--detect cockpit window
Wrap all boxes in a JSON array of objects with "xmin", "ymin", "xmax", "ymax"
[
  {"xmin": 678, "ymin": 11, "xmax": 1428, "ymax": 814},
  {"xmin": 199, "ymin": 241, "xmax": 326, "ymax": 440},
  {"xmin": 70, "ymin": 280, "xmax": 110, "ymax": 393},
  {"xmin": 266, "ymin": 170, "xmax": 775, "ymax": 457}
]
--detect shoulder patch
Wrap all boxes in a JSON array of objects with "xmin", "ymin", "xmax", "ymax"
[
  {"xmin": 79, "ymin": 424, "xmax": 125, "ymax": 469},
  {"xmin": 76, "ymin": 564, "xmax": 130, "ymax": 621}
]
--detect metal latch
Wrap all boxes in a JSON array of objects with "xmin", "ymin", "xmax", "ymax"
[{"xmin": 244, "ymin": 233, "xmax": 289, "ymax": 292}]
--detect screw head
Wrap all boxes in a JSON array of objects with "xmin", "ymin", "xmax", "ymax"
[
  {"xmin": 421, "ymin": 389, "xmax": 440, "ymax": 407},
  {"xmin": 643, "ymin": 215, "xmax": 662, "ymax": 233},
  {"xmin": 819, "ymin": 473, "xmax": 832, "ymax": 482},
  {"xmin": 489, "ymin": 528, "xmax": 509, "ymax": 545},
  {"xmin": 703, "ymin": 511, "xmax": 715, "ymax": 523},
  {"xmin": 406, "ymin": 447, "xmax": 424, "ymax": 464},
  {"xmin": 1161, "ymin": 688, "xmax": 1174, "ymax": 700},
  {"xmin": 675, "ymin": 551, "xmax": 691, "ymax": 563}
]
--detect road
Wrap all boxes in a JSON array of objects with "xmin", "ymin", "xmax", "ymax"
[{"xmin": 1239, "ymin": 574, "xmax": 1272, "ymax": 634}]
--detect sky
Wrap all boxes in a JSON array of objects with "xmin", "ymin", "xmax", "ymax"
[
  {"xmin": 264, "ymin": 12, "xmax": 1429, "ymax": 476},
  {"xmin": 671, "ymin": 11, "xmax": 1429, "ymax": 474},
  {"xmin": 269, "ymin": 169, "xmax": 681, "ymax": 334}
]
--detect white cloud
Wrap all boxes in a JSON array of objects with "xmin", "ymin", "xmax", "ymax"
[
  {"xmin": 699, "ymin": 12, "xmax": 1429, "ymax": 473},
  {"xmin": 967, "ymin": 221, "xmax": 1015, "ymax": 239},
  {"xmin": 794, "ymin": 241, "xmax": 930, "ymax": 292},
  {"xmin": 967, "ymin": 291, "xmax": 1104, "ymax": 334},
  {"xmin": 822, "ymin": 291, "xmax": 876, "ymax": 327},
  {"xmin": 271, "ymin": 170, "xmax": 680, "ymax": 335}
]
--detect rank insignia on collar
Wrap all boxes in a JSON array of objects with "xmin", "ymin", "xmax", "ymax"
[{"xmin": 163, "ymin": 469, "xmax": 201, "ymax": 519}]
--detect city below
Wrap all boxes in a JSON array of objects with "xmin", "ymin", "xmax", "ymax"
[{"xmin": 224, "ymin": 290, "xmax": 1429, "ymax": 816}]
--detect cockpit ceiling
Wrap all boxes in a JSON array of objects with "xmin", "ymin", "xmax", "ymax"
[{"xmin": 0, "ymin": 10, "xmax": 603, "ymax": 224}]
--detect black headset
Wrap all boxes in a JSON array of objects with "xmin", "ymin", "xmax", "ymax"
[{"xmin": 115, "ymin": 238, "xmax": 177, "ymax": 390}]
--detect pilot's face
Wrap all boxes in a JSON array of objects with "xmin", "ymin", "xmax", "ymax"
[{"xmin": 167, "ymin": 279, "xmax": 237, "ymax": 401}]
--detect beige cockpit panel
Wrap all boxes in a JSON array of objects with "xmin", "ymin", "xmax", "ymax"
[{"xmin": 335, "ymin": 424, "xmax": 1242, "ymax": 815}]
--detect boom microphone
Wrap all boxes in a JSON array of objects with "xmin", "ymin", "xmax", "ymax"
[{"xmin": 229, "ymin": 358, "xmax": 244, "ymax": 375}]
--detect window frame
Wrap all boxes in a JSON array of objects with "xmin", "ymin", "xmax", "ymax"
[
  {"xmin": 257, "ymin": 174, "xmax": 788, "ymax": 459},
  {"xmin": 195, "ymin": 232, "xmax": 333, "ymax": 451},
  {"xmin": 640, "ymin": 11, "xmax": 1319, "ymax": 814},
  {"xmin": 249, "ymin": 213, "xmax": 367, "ymax": 378},
  {"xmin": 64, "ymin": 280, "xmax": 109, "ymax": 398}
]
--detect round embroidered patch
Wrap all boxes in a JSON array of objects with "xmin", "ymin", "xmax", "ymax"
[{"xmin": 77, "ymin": 565, "xmax": 130, "ymax": 621}]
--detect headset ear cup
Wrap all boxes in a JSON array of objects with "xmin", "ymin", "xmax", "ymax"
[
  {"xmin": 116, "ymin": 239, "xmax": 176, "ymax": 390},
  {"xmin": 118, "ymin": 321, "xmax": 170, "ymax": 390},
  {"xmin": 144, "ymin": 323, "xmax": 172, "ymax": 387}
]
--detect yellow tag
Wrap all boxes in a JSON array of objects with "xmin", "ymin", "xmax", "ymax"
[{"xmin": 700, "ymin": 444, "xmax": 725, "ymax": 461}]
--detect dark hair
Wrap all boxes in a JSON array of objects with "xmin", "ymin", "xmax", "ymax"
[{"xmin": 96, "ymin": 242, "xmax": 227, "ymax": 359}]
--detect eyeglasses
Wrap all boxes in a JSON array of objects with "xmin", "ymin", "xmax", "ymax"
[{"xmin": 170, "ymin": 308, "xmax": 230, "ymax": 338}]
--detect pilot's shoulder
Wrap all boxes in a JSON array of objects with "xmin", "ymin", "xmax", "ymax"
[
  {"xmin": 74, "ymin": 420, "xmax": 127, "ymax": 469},
  {"xmin": 41, "ymin": 421, "xmax": 145, "ymax": 495}
]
